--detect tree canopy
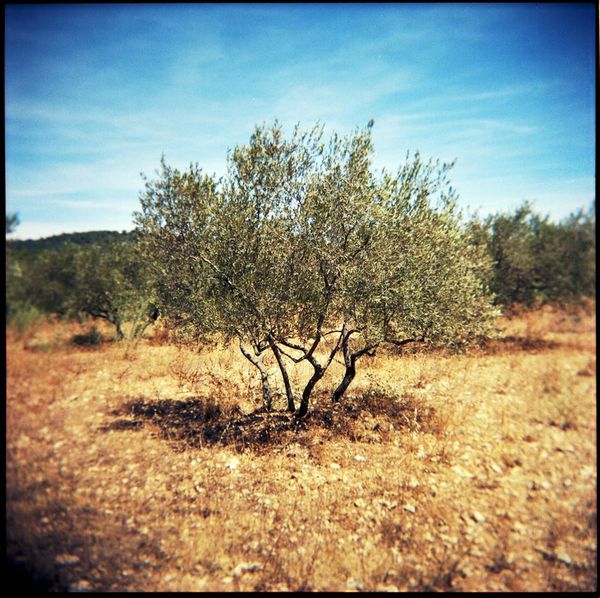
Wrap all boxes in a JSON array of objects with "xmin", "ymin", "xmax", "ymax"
[{"xmin": 135, "ymin": 121, "xmax": 499, "ymax": 416}]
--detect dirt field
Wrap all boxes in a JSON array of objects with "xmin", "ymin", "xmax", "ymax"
[{"xmin": 5, "ymin": 306, "xmax": 597, "ymax": 591}]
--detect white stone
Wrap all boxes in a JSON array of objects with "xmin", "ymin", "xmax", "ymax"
[
  {"xmin": 232, "ymin": 562, "xmax": 263, "ymax": 577},
  {"xmin": 55, "ymin": 553, "xmax": 80, "ymax": 566},
  {"xmin": 452, "ymin": 465, "xmax": 474, "ymax": 478},
  {"xmin": 225, "ymin": 457, "xmax": 239, "ymax": 470},
  {"xmin": 471, "ymin": 511, "xmax": 486, "ymax": 523},
  {"xmin": 69, "ymin": 580, "xmax": 92, "ymax": 592}
]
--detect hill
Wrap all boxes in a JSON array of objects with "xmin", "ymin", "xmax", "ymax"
[{"xmin": 7, "ymin": 230, "xmax": 137, "ymax": 257}]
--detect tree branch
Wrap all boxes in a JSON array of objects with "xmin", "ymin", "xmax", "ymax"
[{"xmin": 385, "ymin": 336, "xmax": 425, "ymax": 348}]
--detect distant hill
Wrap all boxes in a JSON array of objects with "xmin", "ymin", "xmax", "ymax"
[{"xmin": 7, "ymin": 230, "xmax": 137, "ymax": 256}]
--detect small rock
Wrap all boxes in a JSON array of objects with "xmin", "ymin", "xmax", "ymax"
[
  {"xmin": 512, "ymin": 521, "xmax": 526, "ymax": 533},
  {"xmin": 407, "ymin": 475, "xmax": 419, "ymax": 488},
  {"xmin": 286, "ymin": 444, "xmax": 307, "ymax": 458},
  {"xmin": 556, "ymin": 550, "xmax": 572, "ymax": 565},
  {"xmin": 403, "ymin": 503, "xmax": 416, "ymax": 513},
  {"xmin": 471, "ymin": 511, "xmax": 486, "ymax": 523},
  {"xmin": 375, "ymin": 583, "xmax": 399, "ymax": 592},
  {"xmin": 460, "ymin": 563, "xmax": 476, "ymax": 577},
  {"xmin": 232, "ymin": 562, "xmax": 263, "ymax": 577},
  {"xmin": 69, "ymin": 580, "xmax": 93, "ymax": 592},
  {"xmin": 346, "ymin": 577, "xmax": 364, "ymax": 590},
  {"xmin": 225, "ymin": 457, "xmax": 239, "ymax": 470},
  {"xmin": 490, "ymin": 462, "xmax": 503, "ymax": 474},
  {"xmin": 354, "ymin": 498, "xmax": 366, "ymax": 508},
  {"xmin": 452, "ymin": 465, "xmax": 474, "ymax": 478},
  {"xmin": 329, "ymin": 463, "xmax": 341, "ymax": 470},
  {"xmin": 55, "ymin": 553, "xmax": 80, "ymax": 566},
  {"xmin": 354, "ymin": 454, "xmax": 366, "ymax": 462}
]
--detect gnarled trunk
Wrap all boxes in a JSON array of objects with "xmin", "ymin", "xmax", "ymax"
[
  {"xmin": 239, "ymin": 341, "xmax": 273, "ymax": 411},
  {"xmin": 332, "ymin": 363, "xmax": 356, "ymax": 402},
  {"xmin": 297, "ymin": 364, "xmax": 324, "ymax": 418},
  {"xmin": 332, "ymin": 333, "xmax": 378, "ymax": 403},
  {"xmin": 269, "ymin": 339, "xmax": 295, "ymax": 412}
]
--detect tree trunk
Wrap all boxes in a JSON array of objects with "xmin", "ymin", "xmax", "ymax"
[
  {"xmin": 239, "ymin": 342, "xmax": 273, "ymax": 411},
  {"xmin": 270, "ymin": 340, "xmax": 295, "ymax": 412},
  {"xmin": 332, "ymin": 363, "xmax": 356, "ymax": 402},
  {"xmin": 331, "ymin": 334, "xmax": 378, "ymax": 403},
  {"xmin": 259, "ymin": 368, "xmax": 273, "ymax": 411},
  {"xmin": 297, "ymin": 365, "xmax": 324, "ymax": 418},
  {"xmin": 114, "ymin": 320, "xmax": 125, "ymax": 340}
]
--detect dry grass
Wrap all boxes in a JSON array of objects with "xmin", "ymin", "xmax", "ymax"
[{"xmin": 6, "ymin": 306, "xmax": 597, "ymax": 591}]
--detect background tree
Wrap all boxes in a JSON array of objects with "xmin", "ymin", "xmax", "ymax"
[
  {"xmin": 70, "ymin": 241, "xmax": 154, "ymax": 339},
  {"xmin": 473, "ymin": 201, "xmax": 595, "ymax": 309},
  {"xmin": 6, "ymin": 237, "xmax": 153, "ymax": 340},
  {"xmin": 6, "ymin": 212, "xmax": 19, "ymax": 235}
]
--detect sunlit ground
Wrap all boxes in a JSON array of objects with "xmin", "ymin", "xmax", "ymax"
[{"xmin": 6, "ymin": 305, "xmax": 596, "ymax": 591}]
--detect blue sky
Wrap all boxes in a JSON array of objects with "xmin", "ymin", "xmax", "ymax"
[{"xmin": 5, "ymin": 3, "xmax": 596, "ymax": 239}]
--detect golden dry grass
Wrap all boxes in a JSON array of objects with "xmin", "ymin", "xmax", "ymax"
[{"xmin": 6, "ymin": 306, "xmax": 597, "ymax": 591}]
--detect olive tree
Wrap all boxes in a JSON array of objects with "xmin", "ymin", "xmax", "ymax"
[
  {"xmin": 20, "ymin": 241, "xmax": 152, "ymax": 339},
  {"xmin": 135, "ymin": 121, "xmax": 498, "ymax": 417},
  {"xmin": 471, "ymin": 201, "xmax": 595, "ymax": 309},
  {"xmin": 71, "ymin": 241, "xmax": 154, "ymax": 339}
]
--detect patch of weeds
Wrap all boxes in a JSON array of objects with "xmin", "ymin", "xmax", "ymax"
[
  {"xmin": 71, "ymin": 326, "xmax": 103, "ymax": 347},
  {"xmin": 577, "ymin": 358, "xmax": 596, "ymax": 377},
  {"xmin": 542, "ymin": 499, "xmax": 597, "ymax": 592},
  {"xmin": 541, "ymin": 367, "xmax": 578, "ymax": 431},
  {"xmin": 412, "ymin": 559, "xmax": 463, "ymax": 592},
  {"xmin": 103, "ymin": 380, "xmax": 442, "ymax": 453},
  {"xmin": 473, "ymin": 335, "xmax": 561, "ymax": 356},
  {"xmin": 26, "ymin": 342, "xmax": 53, "ymax": 353},
  {"xmin": 485, "ymin": 542, "xmax": 513, "ymax": 574},
  {"xmin": 9, "ymin": 305, "xmax": 43, "ymax": 337}
]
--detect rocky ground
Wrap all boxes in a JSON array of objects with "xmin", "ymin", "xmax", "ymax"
[{"xmin": 5, "ymin": 307, "xmax": 597, "ymax": 591}]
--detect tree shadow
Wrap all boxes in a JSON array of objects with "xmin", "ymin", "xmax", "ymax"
[
  {"xmin": 383, "ymin": 335, "xmax": 564, "ymax": 358},
  {"xmin": 102, "ymin": 397, "xmax": 307, "ymax": 452},
  {"xmin": 471, "ymin": 335, "xmax": 562, "ymax": 355},
  {"xmin": 101, "ymin": 390, "xmax": 439, "ymax": 453}
]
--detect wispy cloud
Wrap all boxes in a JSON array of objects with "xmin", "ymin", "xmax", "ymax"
[{"xmin": 5, "ymin": 4, "xmax": 595, "ymax": 238}]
